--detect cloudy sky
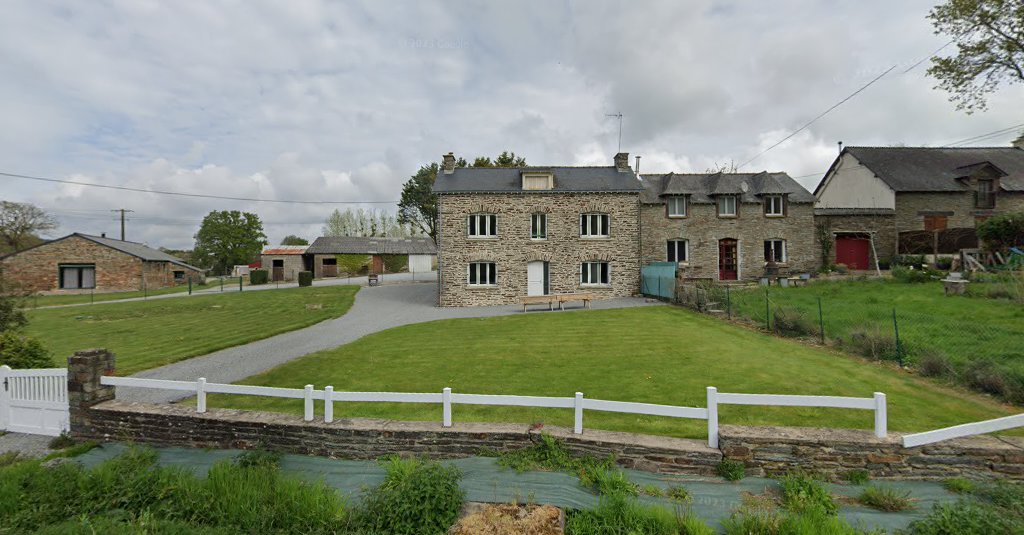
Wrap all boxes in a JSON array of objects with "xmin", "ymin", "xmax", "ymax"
[{"xmin": 1, "ymin": 0, "xmax": 1022, "ymax": 249}]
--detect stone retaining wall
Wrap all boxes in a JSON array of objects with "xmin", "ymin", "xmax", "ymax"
[{"xmin": 69, "ymin": 350, "xmax": 1024, "ymax": 480}]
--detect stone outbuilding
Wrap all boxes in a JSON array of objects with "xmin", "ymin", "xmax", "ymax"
[
  {"xmin": 259, "ymin": 245, "xmax": 309, "ymax": 282},
  {"xmin": 640, "ymin": 171, "xmax": 819, "ymax": 281},
  {"xmin": 304, "ymin": 236, "xmax": 436, "ymax": 278},
  {"xmin": 814, "ymin": 145, "xmax": 1024, "ymax": 268},
  {"xmin": 0, "ymin": 233, "xmax": 205, "ymax": 294}
]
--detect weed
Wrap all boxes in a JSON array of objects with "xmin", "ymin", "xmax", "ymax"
[
  {"xmin": 917, "ymin": 351, "xmax": 954, "ymax": 378},
  {"xmin": 578, "ymin": 464, "xmax": 639, "ymax": 497},
  {"xmin": 355, "ymin": 457, "xmax": 464, "ymax": 535},
  {"xmin": 942, "ymin": 477, "xmax": 975, "ymax": 494},
  {"xmin": 843, "ymin": 469, "xmax": 871, "ymax": 485},
  {"xmin": 642, "ymin": 484, "xmax": 664, "ymax": 497},
  {"xmin": 778, "ymin": 471, "xmax": 838, "ymax": 515},
  {"xmin": 48, "ymin": 432, "xmax": 75, "ymax": 450},
  {"xmin": 857, "ymin": 484, "xmax": 914, "ymax": 512},
  {"xmin": 902, "ymin": 500, "xmax": 1012, "ymax": 534},
  {"xmin": 844, "ymin": 327, "xmax": 900, "ymax": 361},
  {"xmin": 43, "ymin": 441, "xmax": 98, "ymax": 461},
  {"xmin": 717, "ymin": 458, "xmax": 745, "ymax": 482},
  {"xmin": 0, "ymin": 451, "xmax": 22, "ymax": 467},
  {"xmin": 565, "ymin": 494, "xmax": 705, "ymax": 535},
  {"xmin": 232, "ymin": 448, "xmax": 282, "ymax": 469},
  {"xmin": 667, "ymin": 485, "xmax": 692, "ymax": 504},
  {"xmin": 773, "ymin": 307, "xmax": 818, "ymax": 338}
]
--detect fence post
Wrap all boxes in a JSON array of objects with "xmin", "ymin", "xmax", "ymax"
[
  {"xmin": 239, "ymin": 277, "xmax": 243, "ymax": 292},
  {"xmin": 188, "ymin": 277, "xmax": 192, "ymax": 295},
  {"xmin": 892, "ymin": 308, "xmax": 903, "ymax": 367},
  {"xmin": 0, "ymin": 365, "xmax": 11, "ymax": 430},
  {"xmin": 726, "ymin": 285, "xmax": 731, "ymax": 319},
  {"xmin": 220, "ymin": 277, "xmax": 224, "ymax": 292},
  {"xmin": 196, "ymin": 377, "xmax": 207, "ymax": 413},
  {"xmin": 707, "ymin": 386, "xmax": 719, "ymax": 449},
  {"xmin": 442, "ymin": 387, "xmax": 452, "ymax": 427},
  {"xmin": 324, "ymin": 386, "xmax": 334, "ymax": 423},
  {"xmin": 303, "ymin": 385, "xmax": 314, "ymax": 421},
  {"xmin": 574, "ymin": 392, "xmax": 584, "ymax": 434},
  {"xmin": 817, "ymin": 297, "xmax": 825, "ymax": 344},
  {"xmin": 764, "ymin": 288, "xmax": 770, "ymax": 331},
  {"xmin": 874, "ymin": 392, "xmax": 887, "ymax": 438}
]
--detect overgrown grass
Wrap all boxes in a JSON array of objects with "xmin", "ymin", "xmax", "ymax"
[
  {"xmin": 353, "ymin": 456, "xmax": 465, "ymax": 535},
  {"xmin": 717, "ymin": 459, "xmax": 745, "ymax": 482},
  {"xmin": 941, "ymin": 477, "xmax": 974, "ymax": 494},
  {"xmin": 842, "ymin": 469, "xmax": 871, "ymax": 485},
  {"xmin": 565, "ymin": 494, "xmax": 714, "ymax": 535},
  {"xmin": 857, "ymin": 484, "xmax": 914, "ymax": 512},
  {"xmin": 26, "ymin": 285, "xmax": 358, "ymax": 374},
  {"xmin": 902, "ymin": 480, "xmax": 1024, "ymax": 534},
  {"xmin": 208, "ymin": 306, "xmax": 1018, "ymax": 440},
  {"xmin": 778, "ymin": 471, "xmax": 838, "ymax": 515}
]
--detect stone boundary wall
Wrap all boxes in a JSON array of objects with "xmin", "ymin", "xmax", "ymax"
[{"xmin": 69, "ymin": 350, "xmax": 1024, "ymax": 481}]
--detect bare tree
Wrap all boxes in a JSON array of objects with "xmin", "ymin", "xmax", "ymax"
[{"xmin": 0, "ymin": 201, "xmax": 57, "ymax": 253}]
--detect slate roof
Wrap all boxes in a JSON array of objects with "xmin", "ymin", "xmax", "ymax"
[
  {"xmin": 639, "ymin": 171, "xmax": 815, "ymax": 204},
  {"xmin": 814, "ymin": 208, "xmax": 896, "ymax": 216},
  {"xmin": 432, "ymin": 166, "xmax": 643, "ymax": 194},
  {"xmin": 306, "ymin": 236, "xmax": 437, "ymax": 255},
  {"xmin": 261, "ymin": 245, "xmax": 308, "ymax": 255},
  {"xmin": 822, "ymin": 146, "xmax": 1024, "ymax": 194},
  {"xmin": 76, "ymin": 234, "xmax": 204, "ymax": 271}
]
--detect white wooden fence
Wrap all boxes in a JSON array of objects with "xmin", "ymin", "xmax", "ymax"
[
  {"xmin": 101, "ymin": 376, "xmax": 887, "ymax": 447},
  {"xmin": 0, "ymin": 366, "xmax": 69, "ymax": 436},
  {"xmin": 902, "ymin": 413, "xmax": 1024, "ymax": 448}
]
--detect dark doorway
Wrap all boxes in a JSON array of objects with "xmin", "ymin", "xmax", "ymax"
[
  {"xmin": 272, "ymin": 259, "xmax": 284, "ymax": 282},
  {"xmin": 719, "ymin": 239, "xmax": 738, "ymax": 280}
]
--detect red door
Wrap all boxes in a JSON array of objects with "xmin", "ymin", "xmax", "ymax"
[
  {"xmin": 835, "ymin": 236, "xmax": 870, "ymax": 270},
  {"xmin": 719, "ymin": 239, "xmax": 738, "ymax": 280},
  {"xmin": 371, "ymin": 255, "xmax": 384, "ymax": 274}
]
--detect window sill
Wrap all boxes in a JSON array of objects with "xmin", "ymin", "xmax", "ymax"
[
  {"xmin": 717, "ymin": 215, "xmax": 738, "ymax": 219},
  {"xmin": 467, "ymin": 284, "xmax": 499, "ymax": 289},
  {"xmin": 580, "ymin": 283, "xmax": 612, "ymax": 288},
  {"xmin": 764, "ymin": 214, "xmax": 785, "ymax": 218},
  {"xmin": 467, "ymin": 236, "xmax": 499, "ymax": 240},
  {"xmin": 667, "ymin": 215, "xmax": 687, "ymax": 219},
  {"xmin": 530, "ymin": 237, "xmax": 548, "ymax": 242},
  {"xmin": 580, "ymin": 236, "xmax": 611, "ymax": 240}
]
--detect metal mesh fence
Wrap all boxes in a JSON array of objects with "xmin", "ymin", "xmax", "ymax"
[{"xmin": 676, "ymin": 278, "xmax": 1024, "ymax": 404}]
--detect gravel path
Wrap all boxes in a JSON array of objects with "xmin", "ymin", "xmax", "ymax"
[
  {"xmin": 0, "ymin": 432, "xmax": 55, "ymax": 458},
  {"xmin": 120, "ymin": 283, "xmax": 659, "ymax": 404}
]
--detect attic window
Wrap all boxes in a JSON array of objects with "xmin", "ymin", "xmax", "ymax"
[{"xmin": 522, "ymin": 173, "xmax": 553, "ymax": 190}]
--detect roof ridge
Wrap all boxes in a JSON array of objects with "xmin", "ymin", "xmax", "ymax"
[{"xmin": 847, "ymin": 145, "xmax": 1020, "ymax": 150}]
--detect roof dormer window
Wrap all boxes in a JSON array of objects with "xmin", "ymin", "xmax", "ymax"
[{"xmin": 522, "ymin": 173, "xmax": 553, "ymax": 191}]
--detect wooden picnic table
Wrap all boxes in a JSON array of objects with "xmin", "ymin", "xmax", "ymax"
[{"xmin": 519, "ymin": 293, "xmax": 595, "ymax": 312}]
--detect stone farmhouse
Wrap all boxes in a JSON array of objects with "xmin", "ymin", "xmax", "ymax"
[
  {"xmin": 640, "ymin": 171, "xmax": 818, "ymax": 281},
  {"xmin": 814, "ymin": 145, "xmax": 1024, "ymax": 269},
  {"xmin": 433, "ymin": 152, "xmax": 642, "ymax": 307},
  {"xmin": 0, "ymin": 233, "xmax": 205, "ymax": 294}
]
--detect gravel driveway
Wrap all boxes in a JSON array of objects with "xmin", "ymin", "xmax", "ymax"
[{"xmin": 120, "ymin": 283, "xmax": 659, "ymax": 404}]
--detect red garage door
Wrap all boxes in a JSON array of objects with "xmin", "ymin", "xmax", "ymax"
[{"xmin": 835, "ymin": 235, "xmax": 870, "ymax": 270}]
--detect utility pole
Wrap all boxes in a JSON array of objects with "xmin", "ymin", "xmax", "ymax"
[
  {"xmin": 606, "ymin": 113, "xmax": 623, "ymax": 152},
  {"xmin": 111, "ymin": 208, "xmax": 134, "ymax": 241}
]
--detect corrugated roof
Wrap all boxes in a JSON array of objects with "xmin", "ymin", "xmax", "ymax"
[
  {"xmin": 261, "ymin": 245, "xmax": 308, "ymax": 255},
  {"xmin": 306, "ymin": 236, "xmax": 437, "ymax": 255},
  {"xmin": 843, "ymin": 146, "xmax": 1024, "ymax": 192},
  {"xmin": 433, "ymin": 166, "xmax": 643, "ymax": 194},
  {"xmin": 639, "ymin": 171, "xmax": 814, "ymax": 204}
]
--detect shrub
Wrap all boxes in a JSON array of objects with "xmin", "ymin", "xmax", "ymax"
[
  {"xmin": 834, "ymin": 263, "xmax": 849, "ymax": 274},
  {"xmin": 297, "ymin": 271, "xmax": 313, "ymax": 287},
  {"xmin": 336, "ymin": 254, "xmax": 370, "ymax": 275},
  {"xmin": 977, "ymin": 211, "xmax": 1024, "ymax": 253},
  {"xmin": 717, "ymin": 459, "xmax": 745, "ymax": 482},
  {"xmin": 891, "ymin": 265, "xmax": 939, "ymax": 283},
  {"xmin": 354, "ymin": 457, "xmax": 464, "ymax": 535},
  {"xmin": 772, "ymin": 306, "xmax": 817, "ymax": 338},
  {"xmin": 843, "ymin": 327, "xmax": 900, "ymax": 361},
  {"xmin": 48, "ymin": 432, "xmax": 75, "ymax": 450},
  {"xmin": 381, "ymin": 254, "xmax": 408, "ymax": 273},
  {"xmin": 0, "ymin": 331, "xmax": 52, "ymax": 368},
  {"xmin": 962, "ymin": 359, "xmax": 1022, "ymax": 401},
  {"xmin": 233, "ymin": 449, "xmax": 281, "ymax": 469},
  {"xmin": 902, "ymin": 500, "xmax": 1013, "ymax": 534},
  {"xmin": 857, "ymin": 484, "xmax": 913, "ymax": 512},
  {"xmin": 893, "ymin": 254, "xmax": 927, "ymax": 268},
  {"xmin": 943, "ymin": 477, "xmax": 975, "ymax": 494},
  {"xmin": 248, "ymin": 269, "xmax": 269, "ymax": 285},
  {"xmin": 917, "ymin": 351, "xmax": 954, "ymax": 378},
  {"xmin": 778, "ymin": 471, "xmax": 838, "ymax": 515},
  {"xmin": 843, "ymin": 469, "xmax": 871, "ymax": 485}
]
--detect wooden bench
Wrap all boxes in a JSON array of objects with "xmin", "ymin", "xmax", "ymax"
[{"xmin": 519, "ymin": 293, "xmax": 596, "ymax": 312}]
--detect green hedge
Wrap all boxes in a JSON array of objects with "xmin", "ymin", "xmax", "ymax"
[
  {"xmin": 249, "ymin": 269, "xmax": 269, "ymax": 285},
  {"xmin": 381, "ymin": 254, "xmax": 408, "ymax": 273},
  {"xmin": 298, "ymin": 271, "xmax": 313, "ymax": 287},
  {"xmin": 336, "ymin": 255, "xmax": 370, "ymax": 276}
]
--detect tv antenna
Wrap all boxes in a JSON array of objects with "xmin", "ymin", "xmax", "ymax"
[{"xmin": 606, "ymin": 113, "xmax": 623, "ymax": 152}]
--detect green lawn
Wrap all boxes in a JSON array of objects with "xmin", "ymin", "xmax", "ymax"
[
  {"xmin": 26, "ymin": 285, "xmax": 358, "ymax": 375},
  {"xmin": 26, "ymin": 279, "xmax": 232, "ymax": 307},
  {"xmin": 207, "ymin": 306, "xmax": 1017, "ymax": 440}
]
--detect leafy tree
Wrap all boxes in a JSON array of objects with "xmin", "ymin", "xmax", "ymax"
[
  {"xmin": 0, "ymin": 273, "xmax": 27, "ymax": 333},
  {"xmin": 398, "ymin": 152, "xmax": 526, "ymax": 242},
  {"xmin": 323, "ymin": 208, "xmax": 410, "ymax": 237},
  {"xmin": 0, "ymin": 201, "xmax": 57, "ymax": 254},
  {"xmin": 0, "ymin": 331, "xmax": 51, "ymax": 368},
  {"xmin": 927, "ymin": 0, "xmax": 1024, "ymax": 112},
  {"xmin": 977, "ymin": 211, "xmax": 1024, "ymax": 252},
  {"xmin": 280, "ymin": 235, "xmax": 309, "ymax": 246},
  {"xmin": 192, "ymin": 211, "xmax": 268, "ymax": 275}
]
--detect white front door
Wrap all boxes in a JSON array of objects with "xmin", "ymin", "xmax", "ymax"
[{"xmin": 527, "ymin": 261, "xmax": 547, "ymax": 296}]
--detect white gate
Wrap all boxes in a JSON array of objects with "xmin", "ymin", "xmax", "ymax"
[{"xmin": 0, "ymin": 366, "xmax": 70, "ymax": 436}]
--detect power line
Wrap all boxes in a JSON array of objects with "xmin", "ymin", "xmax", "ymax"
[
  {"xmin": 739, "ymin": 65, "xmax": 897, "ymax": 168},
  {"xmin": 0, "ymin": 171, "xmax": 399, "ymax": 205},
  {"xmin": 942, "ymin": 122, "xmax": 1024, "ymax": 147}
]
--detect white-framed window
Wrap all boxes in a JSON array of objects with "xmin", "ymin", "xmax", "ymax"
[
  {"xmin": 468, "ymin": 214, "xmax": 497, "ymax": 238},
  {"xmin": 764, "ymin": 239, "xmax": 786, "ymax": 263},
  {"xmin": 59, "ymin": 264, "xmax": 96, "ymax": 289},
  {"xmin": 764, "ymin": 195, "xmax": 785, "ymax": 217},
  {"xmin": 531, "ymin": 213, "xmax": 547, "ymax": 240},
  {"xmin": 580, "ymin": 213, "xmax": 610, "ymax": 238},
  {"xmin": 667, "ymin": 196, "xmax": 687, "ymax": 218},
  {"xmin": 667, "ymin": 239, "xmax": 688, "ymax": 263},
  {"xmin": 580, "ymin": 261, "xmax": 610, "ymax": 285},
  {"xmin": 467, "ymin": 262, "xmax": 497, "ymax": 286},
  {"xmin": 717, "ymin": 196, "xmax": 737, "ymax": 217}
]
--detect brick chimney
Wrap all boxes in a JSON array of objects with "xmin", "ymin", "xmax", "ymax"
[
  {"xmin": 614, "ymin": 152, "xmax": 630, "ymax": 172},
  {"xmin": 442, "ymin": 152, "xmax": 457, "ymax": 174}
]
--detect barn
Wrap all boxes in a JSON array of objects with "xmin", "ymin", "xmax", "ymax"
[{"xmin": 305, "ymin": 237, "xmax": 436, "ymax": 278}]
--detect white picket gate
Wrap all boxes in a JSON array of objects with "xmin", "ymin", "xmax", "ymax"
[{"xmin": 0, "ymin": 366, "xmax": 70, "ymax": 436}]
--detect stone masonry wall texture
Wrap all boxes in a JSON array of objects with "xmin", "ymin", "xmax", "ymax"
[
  {"xmin": 437, "ymin": 192, "xmax": 641, "ymax": 306},
  {"xmin": 640, "ymin": 201, "xmax": 818, "ymax": 280}
]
